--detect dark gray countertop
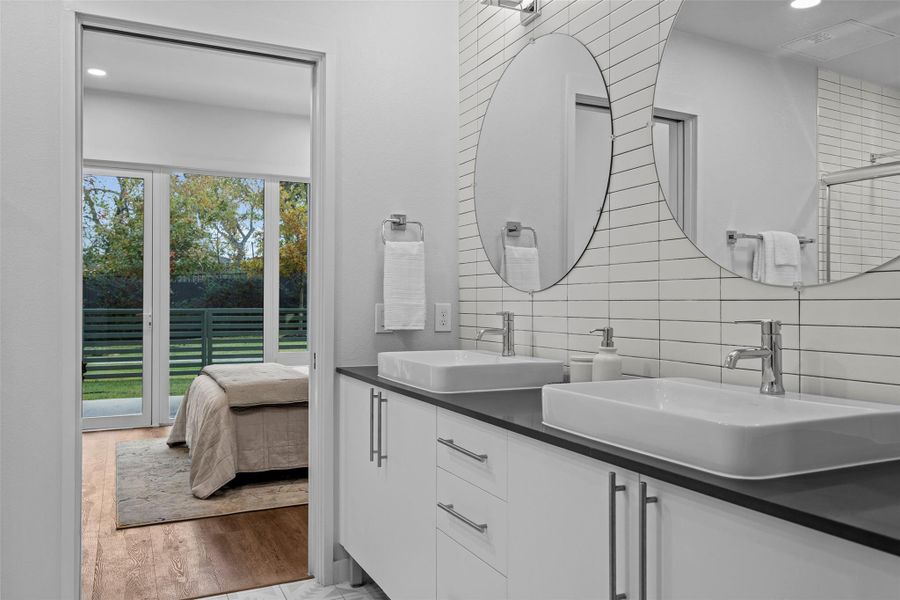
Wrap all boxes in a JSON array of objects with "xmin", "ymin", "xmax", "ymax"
[{"xmin": 337, "ymin": 366, "xmax": 900, "ymax": 558}]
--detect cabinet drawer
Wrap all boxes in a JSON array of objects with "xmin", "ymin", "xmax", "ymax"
[
  {"xmin": 437, "ymin": 409, "xmax": 508, "ymax": 499},
  {"xmin": 437, "ymin": 467, "xmax": 508, "ymax": 575},
  {"xmin": 437, "ymin": 530, "xmax": 507, "ymax": 600}
]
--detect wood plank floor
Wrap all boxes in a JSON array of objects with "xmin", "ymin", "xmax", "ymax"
[{"xmin": 82, "ymin": 427, "xmax": 310, "ymax": 600}]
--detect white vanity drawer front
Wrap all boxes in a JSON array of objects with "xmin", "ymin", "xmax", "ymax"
[
  {"xmin": 437, "ymin": 409, "xmax": 508, "ymax": 499},
  {"xmin": 437, "ymin": 530, "xmax": 507, "ymax": 600},
  {"xmin": 436, "ymin": 467, "xmax": 508, "ymax": 575}
]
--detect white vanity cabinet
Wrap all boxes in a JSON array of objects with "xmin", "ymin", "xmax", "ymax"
[
  {"xmin": 642, "ymin": 477, "xmax": 900, "ymax": 600},
  {"xmin": 338, "ymin": 376, "xmax": 437, "ymax": 600},
  {"xmin": 507, "ymin": 434, "xmax": 639, "ymax": 600},
  {"xmin": 509, "ymin": 434, "xmax": 900, "ymax": 600},
  {"xmin": 337, "ymin": 375, "xmax": 900, "ymax": 600}
]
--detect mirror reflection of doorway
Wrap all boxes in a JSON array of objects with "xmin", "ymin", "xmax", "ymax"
[{"xmin": 80, "ymin": 27, "xmax": 315, "ymax": 599}]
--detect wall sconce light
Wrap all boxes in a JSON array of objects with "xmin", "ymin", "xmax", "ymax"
[{"xmin": 481, "ymin": 0, "xmax": 541, "ymax": 26}]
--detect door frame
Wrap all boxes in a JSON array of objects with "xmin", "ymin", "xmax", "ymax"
[
  {"xmin": 80, "ymin": 166, "xmax": 155, "ymax": 431},
  {"xmin": 63, "ymin": 13, "xmax": 340, "ymax": 596}
]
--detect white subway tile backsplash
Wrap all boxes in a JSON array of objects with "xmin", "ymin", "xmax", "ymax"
[
  {"xmin": 659, "ymin": 300, "xmax": 719, "ymax": 322},
  {"xmin": 457, "ymin": 0, "xmax": 900, "ymax": 404},
  {"xmin": 660, "ymin": 320, "xmax": 719, "ymax": 344},
  {"xmin": 720, "ymin": 300, "xmax": 799, "ymax": 325},
  {"xmin": 800, "ymin": 325, "xmax": 900, "ymax": 355},
  {"xmin": 609, "ymin": 240, "xmax": 657, "ymax": 264},
  {"xmin": 622, "ymin": 355, "xmax": 660, "ymax": 377}
]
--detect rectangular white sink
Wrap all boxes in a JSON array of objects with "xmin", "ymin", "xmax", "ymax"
[
  {"xmin": 378, "ymin": 350, "xmax": 564, "ymax": 394},
  {"xmin": 542, "ymin": 378, "xmax": 900, "ymax": 479}
]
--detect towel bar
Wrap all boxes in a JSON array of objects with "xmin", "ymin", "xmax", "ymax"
[
  {"xmin": 726, "ymin": 230, "xmax": 814, "ymax": 247},
  {"xmin": 381, "ymin": 213, "xmax": 424, "ymax": 244}
]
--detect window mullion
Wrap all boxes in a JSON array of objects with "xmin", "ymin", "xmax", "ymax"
[{"xmin": 263, "ymin": 177, "xmax": 280, "ymax": 361}]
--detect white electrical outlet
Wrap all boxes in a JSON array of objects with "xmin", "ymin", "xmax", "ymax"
[
  {"xmin": 375, "ymin": 303, "xmax": 393, "ymax": 334},
  {"xmin": 435, "ymin": 303, "xmax": 452, "ymax": 332}
]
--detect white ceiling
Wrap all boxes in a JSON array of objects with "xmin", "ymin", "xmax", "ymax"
[
  {"xmin": 83, "ymin": 30, "xmax": 313, "ymax": 117},
  {"xmin": 675, "ymin": 0, "xmax": 900, "ymax": 89}
]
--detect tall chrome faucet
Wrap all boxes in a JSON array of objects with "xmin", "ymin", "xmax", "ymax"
[
  {"xmin": 476, "ymin": 311, "xmax": 515, "ymax": 357},
  {"xmin": 724, "ymin": 319, "xmax": 784, "ymax": 395}
]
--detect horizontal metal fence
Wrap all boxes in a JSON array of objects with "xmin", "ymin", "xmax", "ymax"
[{"xmin": 82, "ymin": 307, "xmax": 307, "ymax": 380}]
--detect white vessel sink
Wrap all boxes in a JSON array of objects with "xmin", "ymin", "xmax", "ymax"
[
  {"xmin": 542, "ymin": 378, "xmax": 900, "ymax": 479},
  {"xmin": 378, "ymin": 350, "xmax": 564, "ymax": 393}
]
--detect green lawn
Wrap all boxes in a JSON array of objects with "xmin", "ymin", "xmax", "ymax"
[{"xmin": 82, "ymin": 375, "xmax": 196, "ymax": 401}]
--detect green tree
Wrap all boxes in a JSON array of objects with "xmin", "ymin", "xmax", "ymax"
[
  {"xmin": 82, "ymin": 174, "xmax": 145, "ymax": 279},
  {"xmin": 279, "ymin": 180, "xmax": 308, "ymax": 278},
  {"xmin": 169, "ymin": 173, "xmax": 264, "ymax": 277}
]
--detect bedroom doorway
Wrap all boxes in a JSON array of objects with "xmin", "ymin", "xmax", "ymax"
[{"xmin": 79, "ymin": 23, "xmax": 319, "ymax": 599}]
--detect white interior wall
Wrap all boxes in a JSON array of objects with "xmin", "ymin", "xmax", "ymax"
[
  {"xmin": 655, "ymin": 30, "xmax": 819, "ymax": 284},
  {"xmin": 0, "ymin": 2, "xmax": 458, "ymax": 597},
  {"xmin": 84, "ymin": 89, "xmax": 311, "ymax": 177}
]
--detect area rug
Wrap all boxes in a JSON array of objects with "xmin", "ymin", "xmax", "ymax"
[{"xmin": 115, "ymin": 438, "xmax": 308, "ymax": 528}]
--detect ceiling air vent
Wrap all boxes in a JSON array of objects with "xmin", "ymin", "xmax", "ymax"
[{"xmin": 780, "ymin": 20, "xmax": 897, "ymax": 61}]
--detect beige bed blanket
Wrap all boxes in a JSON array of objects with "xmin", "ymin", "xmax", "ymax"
[
  {"xmin": 167, "ymin": 370, "xmax": 308, "ymax": 499},
  {"xmin": 202, "ymin": 362, "xmax": 308, "ymax": 407}
]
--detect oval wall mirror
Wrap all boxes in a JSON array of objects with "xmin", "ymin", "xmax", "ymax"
[
  {"xmin": 475, "ymin": 33, "xmax": 612, "ymax": 292},
  {"xmin": 656, "ymin": 0, "xmax": 900, "ymax": 286}
]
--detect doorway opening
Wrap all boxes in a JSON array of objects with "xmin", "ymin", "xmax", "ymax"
[{"xmin": 79, "ymin": 25, "xmax": 316, "ymax": 598}]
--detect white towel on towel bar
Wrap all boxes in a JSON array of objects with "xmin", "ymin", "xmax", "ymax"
[
  {"xmin": 504, "ymin": 245, "xmax": 541, "ymax": 291},
  {"xmin": 752, "ymin": 231, "xmax": 801, "ymax": 286},
  {"xmin": 383, "ymin": 240, "xmax": 425, "ymax": 330}
]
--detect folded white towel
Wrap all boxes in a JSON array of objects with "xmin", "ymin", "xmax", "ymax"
[
  {"xmin": 752, "ymin": 231, "xmax": 801, "ymax": 286},
  {"xmin": 383, "ymin": 241, "xmax": 425, "ymax": 330},
  {"xmin": 504, "ymin": 245, "xmax": 541, "ymax": 291},
  {"xmin": 768, "ymin": 231, "xmax": 801, "ymax": 267}
]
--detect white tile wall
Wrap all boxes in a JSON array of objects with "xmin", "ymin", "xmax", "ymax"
[
  {"xmin": 458, "ymin": 0, "xmax": 900, "ymax": 405},
  {"xmin": 818, "ymin": 69, "xmax": 900, "ymax": 282}
]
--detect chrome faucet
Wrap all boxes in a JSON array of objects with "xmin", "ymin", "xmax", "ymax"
[
  {"xmin": 724, "ymin": 319, "xmax": 785, "ymax": 395},
  {"xmin": 476, "ymin": 311, "xmax": 515, "ymax": 357}
]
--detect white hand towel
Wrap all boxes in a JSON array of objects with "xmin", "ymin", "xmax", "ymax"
[
  {"xmin": 503, "ymin": 245, "xmax": 541, "ymax": 291},
  {"xmin": 383, "ymin": 241, "xmax": 425, "ymax": 330},
  {"xmin": 752, "ymin": 231, "xmax": 801, "ymax": 286},
  {"xmin": 768, "ymin": 231, "xmax": 801, "ymax": 267}
]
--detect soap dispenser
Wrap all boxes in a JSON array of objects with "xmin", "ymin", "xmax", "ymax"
[{"xmin": 589, "ymin": 327, "xmax": 622, "ymax": 381}]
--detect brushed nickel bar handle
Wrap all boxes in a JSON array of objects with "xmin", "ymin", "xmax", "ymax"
[
  {"xmin": 376, "ymin": 393, "xmax": 387, "ymax": 467},
  {"xmin": 437, "ymin": 437, "xmax": 488, "ymax": 463},
  {"xmin": 437, "ymin": 502, "xmax": 488, "ymax": 534},
  {"xmin": 369, "ymin": 388, "xmax": 376, "ymax": 463},
  {"xmin": 609, "ymin": 472, "xmax": 628, "ymax": 600},
  {"xmin": 639, "ymin": 482, "xmax": 658, "ymax": 600}
]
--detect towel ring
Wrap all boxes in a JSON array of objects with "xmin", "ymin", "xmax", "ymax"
[
  {"xmin": 501, "ymin": 221, "xmax": 538, "ymax": 250},
  {"xmin": 381, "ymin": 213, "xmax": 424, "ymax": 244}
]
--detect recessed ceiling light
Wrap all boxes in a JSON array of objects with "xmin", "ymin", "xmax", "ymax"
[
  {"xmin": 86, "ymin": 68, "xmax": 107, "ymax": 77},
  {"xmin": 790, "ymin": 0, "xmax": 821, "ymax": 9}
]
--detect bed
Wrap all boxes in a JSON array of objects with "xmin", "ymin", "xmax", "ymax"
[{"xmin": 167, "ymin": 364, "xmax": 309, "ymax": 499}]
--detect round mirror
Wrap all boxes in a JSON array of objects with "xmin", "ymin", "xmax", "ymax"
[
  {"xmin": 475, "ymin": 33, "xmax": 612, "ymax": 292},
  {"xmin": 656, "ymin": 0, "xmax": 900, "ymax": 286}
]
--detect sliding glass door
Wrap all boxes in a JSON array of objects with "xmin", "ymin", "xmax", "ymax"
[
  {"xmin": 81, "ymin": 168, "xmax": 309, "ymax": 428},
  {"xmin": 167, "ymin": 173, "xmax": 266, "ymax": 420},
  {"xmin": 81, "ymin": 168, "xmax": 153, "ymax": 429}
]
